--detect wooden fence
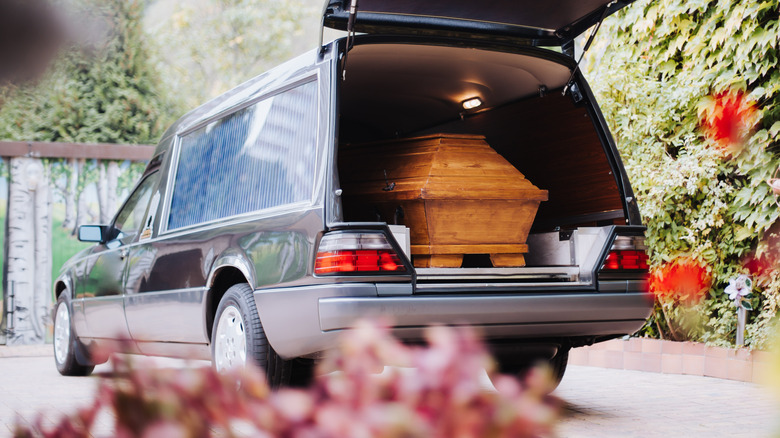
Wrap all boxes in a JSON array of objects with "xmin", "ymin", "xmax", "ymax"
[
  {"xmin": 1, "ymin": 141, "xmax": 154, "ymax": 345},
  {"xmin": 0, "ymin": 141, "xmax": 155, "ymax": 160}
]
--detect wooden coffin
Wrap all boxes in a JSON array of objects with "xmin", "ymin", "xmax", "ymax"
[{"xmin": 339, "ymin": 134, "xmax": 548, "ymax": 268}]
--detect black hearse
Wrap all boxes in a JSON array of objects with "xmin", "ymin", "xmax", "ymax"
[{"xmin": 53, "ymin": 0, "xmax": 652, "ymax": 387}]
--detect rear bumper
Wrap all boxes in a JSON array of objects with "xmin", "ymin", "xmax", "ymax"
[{"xmin": 253, "ymin": 283, "xmax": 653, "ymax": 359}]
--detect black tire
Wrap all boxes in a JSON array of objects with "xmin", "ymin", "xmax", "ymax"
[
  {"xmin": 53, "ymin": 293, "xmax": 94, "ymax": 376},
  {"xmin": 212, "ymin": 283, "xmax": 312, "ymax": 388},
  {"xmin": 496, "ymin": 347, "xmax": 569, "ymax": 391},
  {"xmin": 550, "ymin": 347, "xmax": 569, "ymax": 388}
]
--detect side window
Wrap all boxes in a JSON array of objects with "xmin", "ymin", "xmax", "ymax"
[
  {"xmin": 167, "ymin": 79, "xmax": 318, "ymax": 231},
  {"xmin": 113, "ymin": 172, "xmax": 160, "ymax": 242}
]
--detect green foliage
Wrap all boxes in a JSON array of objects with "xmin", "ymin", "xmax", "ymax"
[
  {"xmin": 0, "ymin": 0, "xmax": 174, "ymax": 144},
  {"xmin": 50, "ymin": 209, "xmax": 90, "ymax": 287},
  {"xmin": 146, "ymin": 0, "xmax": 317, "ymax": 109},
  {"xmin": 118, "ymin": 161, "xmax": 146, "ymax": 196},
  {"xmin": 585, "ymin": 0, "xmax": 780, "ymax": 348}
]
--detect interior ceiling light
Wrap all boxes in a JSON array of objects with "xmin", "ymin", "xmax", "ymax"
[{"xmin": 462, "ymin": 97, "xmax": 482, "ymax": 110}]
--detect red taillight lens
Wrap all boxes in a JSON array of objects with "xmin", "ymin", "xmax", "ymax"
[
  {"xmin": 315, "ymin": 251, "xmax": 357, "ymax": 273},
  {"xmin": 315, "ymin": 233, "xmax": 406, "ymax": 275},
  {"xmin": 601, "ymin": 235, "xmax": 649, "ymax": 271},
  {"xmin": 603, "ymin": 251, "xmax": 620, "ymax": 270},
  {"xmin": 602, "ymin": 250, "xmax": 649, "ymax": 271}
]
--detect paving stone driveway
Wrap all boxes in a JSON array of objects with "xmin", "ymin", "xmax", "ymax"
[
  {"xmin": 557, "ymin": 366, "xmax": 778, "ymax": 437},
  {"xmin": 1, "ymin": 347, "xmax": 778, "ymax": 437}
]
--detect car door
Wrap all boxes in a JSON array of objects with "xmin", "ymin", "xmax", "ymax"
[{"xmin": 79, "ymin": 172, "xmax": 160, "ymax": 340}]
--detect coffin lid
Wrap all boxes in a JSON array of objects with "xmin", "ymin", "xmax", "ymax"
[{"xmin": 322, "ymin": 0, "xmax": 633, "ymax": 46}]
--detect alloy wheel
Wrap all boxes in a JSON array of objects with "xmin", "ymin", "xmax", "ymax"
[
  {"xmin": 53, "ymin": 301, "xmax": 70, "ymax": 365},
  {"xmin": 214, "ymin": 305, "xmax": 247, "ymax": 371}
]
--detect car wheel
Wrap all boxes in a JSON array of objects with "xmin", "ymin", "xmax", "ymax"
[
  {"xmin": 53, "ymin": 293, "xmax": 95, "ymax": 376},
  {"xmin": 212, "ymin": 283, "xmax": 301, "ymax": 388},
  {"xmin": 550, "ymin": 347, "xmax": 569, "ymax": 387},
  {"xmin": 496, "ymin": 346, "xmax": 569, "ymax": 391}
]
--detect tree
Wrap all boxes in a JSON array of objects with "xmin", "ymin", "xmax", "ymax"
[
  {"xmin": 146, "ymin": 0, "xmax": 318, "ymax": 109},
  {"xmin": 0, "ymin": 0, "xmax": 173, "ymax": 229},
  {"xmin": 584, "ymin": 0, "xmax": 780, "ymax": 348},
  {"xmin": 5, "ymin": 158, "xmax": 52, "ymax": 345},
  {"xmin": 47, "ymin": 159, "xmax": 78, "ymax": 229},
  {"xmin": 0, "ymin": 0, "xmax": 172, "ymax": 344},
  {"xmin": 1, "ymin": 157, "xmax": 7, "ymax": 313},
  {"xmin": 1, "ymin": 0, "xmax": 173, "ymax": 144}
]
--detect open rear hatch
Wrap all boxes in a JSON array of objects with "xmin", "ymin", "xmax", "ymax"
[
  {"xmin": 324, "ymin": 1, "xmax": 647, "ymax": 292},
  {"xmin": 322, "ymin": 0, "xmax": 635, "ymax": 46}
]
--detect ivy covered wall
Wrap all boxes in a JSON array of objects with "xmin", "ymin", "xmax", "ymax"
[{"xmin": 585, "ymin": 0, "xmax": 780, "ymax": 348}]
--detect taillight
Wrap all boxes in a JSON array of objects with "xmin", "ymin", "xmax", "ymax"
[
  {"xmin": 601, "ymin": 236, "xmax": 649, "ymax": 271},
  {"xmin": 315, "ymin": 233, "xmax": 407, "ymax": 275}
]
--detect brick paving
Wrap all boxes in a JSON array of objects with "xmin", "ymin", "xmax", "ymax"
[
  {"xmin": 0, "ymin": 349, "xmax": 208, "ymax": 436},
  {"xmin": 0, "ymin": 346, "xmax": 778, "ymax": 437},
  {"xmin": 556, "ymin": 366, "xmax": 779, "ymax": 437},
  {"xmin": 569, "ymin": 337, "xmax": 774, "ymax": 383}
]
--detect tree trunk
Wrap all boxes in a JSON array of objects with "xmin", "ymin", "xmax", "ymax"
[
  {"xmin": 76, "ymin": 193, "xmax": 88, "ymax": 229},
  {"xmin": 98, "ymin": 161, "xmax": 108, "ymax": 223},
  {"xmin": 106, "ymin": 161, "xmax": 119, "ymax": 221},
  {"xmin": 62, "ymin": 158, "xmax": 77, "ymax": 229},
  {"xmin": 74, "ymin": 158, "xmax": 88, "ymax": 233},
  {"xmin": 6, "ymin": 157, "xmax": 51, "ymax": 345},
  {"xmin": 33, "ymin": 161, "xmax": 52, "ymax": 341},
  {"xmin": 1, "ymin": 157, "xmax": 10, "ymax": 344}
]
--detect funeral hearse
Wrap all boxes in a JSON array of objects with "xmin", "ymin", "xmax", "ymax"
[{"xmin": 53, "ymin": 0, "xmax": 653, "ymax": 386}]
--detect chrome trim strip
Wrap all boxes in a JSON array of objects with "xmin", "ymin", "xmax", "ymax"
[
  {"xmin": 416, "ymin": 267, "xmax": 580, "ymax": 276},
  {"xmin": 414, "ymin": 282, "xmax": 593, "ymax": 291},
  {"xmin": 416, "ymin": 266, "xmax": 579, "ymax": 282},
  {"xmin": 126, "ymin": 287, "xmax": 205, "ymax": 297},
  {"xmin": 78, "ymin": 295, "xmax": 125, "ymax": 302},
  {"xmin": 158, "ymin": 131, "xmax": 181, "ymax": 235}
]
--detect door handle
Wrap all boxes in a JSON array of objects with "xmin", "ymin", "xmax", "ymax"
[{"xmin": 120, "ymin": 248, "xmax": 129, "ymax": 260}]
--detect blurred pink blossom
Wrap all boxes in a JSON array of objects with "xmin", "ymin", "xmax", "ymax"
[{"xmin": 15, "ymin": 321, "xmax": 560, "ymax": 438}]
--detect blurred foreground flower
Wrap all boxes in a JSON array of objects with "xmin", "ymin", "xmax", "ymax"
[
  {"xmin": 765, "ymin": 325, "xmax": 780, "ymax": 428},
  {"xmin": 647, "ymin": 257, "xmax": 712, "ymax": 341},
  {"xmin": 650, "ymin": 257, "xmax": 712, "ymax": 305},
  {"xmin": 698, "ymin": 89, "xmax": 758, "ymax": 153},
  {"xmin": 15, "ymin": 321, "xmax": 560, "ymax": 438},
  {"xmin": 0, "ymin": 0, "xmax": 66, "ymax": 86}
]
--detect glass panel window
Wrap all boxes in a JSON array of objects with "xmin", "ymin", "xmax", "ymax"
[
  {"xmin": 113, "ymin": 172, "xmax": 160, "ymax": 242},
  {"xmin": 168, "ymin": 80, "xmax": 318, "ymax": 231}
]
